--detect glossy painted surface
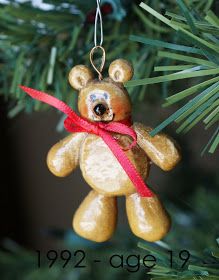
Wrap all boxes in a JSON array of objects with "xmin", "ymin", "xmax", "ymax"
[
  {"xmin": 108, "ymin": 59, "xmax": 133, "ymax": 83},
  {"xmin": 46, "ymin": 59, "xmax": 181, "ymax": 243},
  {"xmin": 73, "ymin": 190, "xmax": 117, "ymax": 242},
  {"xmin": 133, "ymin": 123, "xmax": 181, "ymax": 171},
  {"xmin": 47, "ymin": 133, "xmax": 87, "ymax": 177},
  {"xmin": 80, "ymin": 133, "xmax": 149, "ymax": 196},
  {"xmin": 78, "ymin": 80, "xmax": 132, "ymax": 122},
  {"xmin": 68, "ymin": 65, "xmax": 94, "ymax": 90},
  {"xmin": 126, "ymin": 193, "xmax": 171, "ymax": 242}
]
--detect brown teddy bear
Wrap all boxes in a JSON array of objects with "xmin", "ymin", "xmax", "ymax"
[{"xmin": 47, "ymin": 59, "xmax": 181, "ymax": 243}]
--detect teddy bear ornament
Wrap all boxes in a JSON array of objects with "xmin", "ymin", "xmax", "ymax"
[
  {"xmin": 19, "ymin": 1, "xmax": 181, "ymax": 243},
  {"xmin": 20, "ymin": 44, "xmax": 181, "ymax": 243}
]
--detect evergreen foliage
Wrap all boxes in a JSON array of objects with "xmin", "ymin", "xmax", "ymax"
[
  {"xmin": 0, "ymin": 0, "xmax": 218, "ymax": 153},
  {"xmin": 0, "ymin": 2, "xmax": 218, "ymax": 280},
  {"xmin": 127, "ymin": 1, "xmax": 219, "ymax": 154}
]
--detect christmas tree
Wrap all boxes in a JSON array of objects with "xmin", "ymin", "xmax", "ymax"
[{"xmin": 0, "ymin": 1, "xmax": 218, "ymax": 279}]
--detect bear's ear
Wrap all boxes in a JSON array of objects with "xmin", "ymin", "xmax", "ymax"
[
  {"xmin": 68, "ymin": 65, "xmax": 94, "ymax": 91},
  {"xmin": 108, "ymin": 59, "xmax": 133, "ymax": 83}
]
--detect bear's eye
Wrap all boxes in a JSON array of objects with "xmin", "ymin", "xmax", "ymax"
[
  {"xmin": 90, "ymin": 94, "xmax": 96, "ymax": 101},
  {"xmin": 103, "ymin": 93, "xmax": 108, "ymax": 99}
]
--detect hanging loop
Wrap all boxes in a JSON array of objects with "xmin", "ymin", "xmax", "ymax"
[
  {"xmin": 94, "ymin": 0, "xmax": 103, "ymax": 47},
  {"xmin": 90, "ymin": 45, "xmax": 106, "ymax": 80}
]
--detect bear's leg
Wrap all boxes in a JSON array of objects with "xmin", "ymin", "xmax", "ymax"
[
  {"xmin": 73, "ymin": 190, "xmax": 117, "ymax": 242},
  {"xmin": 126, "ymin": 193, "xmax": 171, "ymax": 242}
]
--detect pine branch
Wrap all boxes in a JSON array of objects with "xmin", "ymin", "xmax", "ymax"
[
  {"xmin": 128, "ymin": 1, "xmax": 219, "ymax": 154},
  {"xmin": 0, "ymin": 0, "xmax": 213, "ymax": 115},
  {"xmin": 0, "ymin": 0, "xmax": 180, "ymax": 116},
  {"xmin": 0, "ymin": 0, "xmax": 217, "ymax": 154}
]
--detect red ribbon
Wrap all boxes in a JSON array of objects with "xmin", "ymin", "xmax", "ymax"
[{"xmin": 19, "ymin": 85, "xmax": 154, "ymax": 197}]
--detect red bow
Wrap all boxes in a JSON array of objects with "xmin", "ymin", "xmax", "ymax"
[{"xmin": 19, "ymin": 85, "xmax": 153, "ymax": 197}]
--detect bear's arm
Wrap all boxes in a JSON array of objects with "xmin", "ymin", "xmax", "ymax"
[
  {"xmin": 47, "ymin": 133, "xmax": 87, "ymax": 177},
  {"xmin": 133, "ymin": 123, "xmax": 181, "ymax": 171}
]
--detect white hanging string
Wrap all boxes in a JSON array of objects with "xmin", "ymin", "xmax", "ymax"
[{"xmin": 94, "ymin": 0, "xmax": 103, "ymax": 46}]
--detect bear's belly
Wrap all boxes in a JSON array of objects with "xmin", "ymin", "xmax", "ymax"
[{"xmin": 80, "ymin": 134, "xmax": 149, "ymax": 196}]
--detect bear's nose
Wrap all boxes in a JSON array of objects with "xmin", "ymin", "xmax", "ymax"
[{"xmin": 93, "ymin": 103, "xmax": 107, "ymax": 116}]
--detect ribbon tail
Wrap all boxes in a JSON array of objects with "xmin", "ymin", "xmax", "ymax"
[
  {"xmin": 19, "ymin": 86, "xmax": 79, "ymax": 120},
  {"xmin": 100, "ymin": 131, "xmax": 154, "ymax": 197}
]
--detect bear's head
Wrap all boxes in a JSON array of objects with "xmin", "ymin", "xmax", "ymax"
[{"xmin": 68, "ymin": 59, "xmax": 133, "ymax": 122}]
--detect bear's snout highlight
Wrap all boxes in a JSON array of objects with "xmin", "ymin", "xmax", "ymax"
[{"xmin": 93, "ymin": 103, "xmax": 108, "ymax": 116}]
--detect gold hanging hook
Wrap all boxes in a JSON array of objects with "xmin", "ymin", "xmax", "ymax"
[{"xmin": 89, "ymin": 45, "xmax": 106, "ymax": 80}]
